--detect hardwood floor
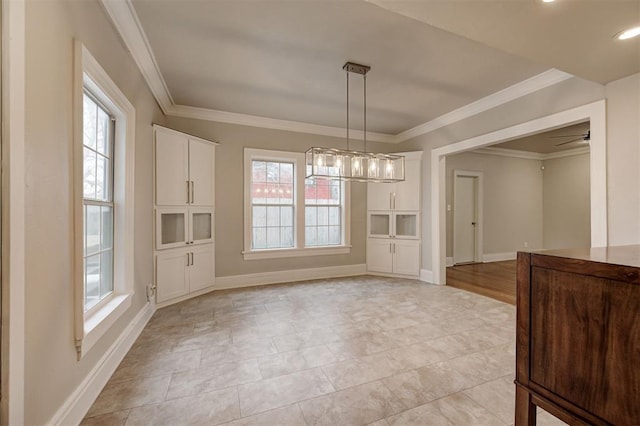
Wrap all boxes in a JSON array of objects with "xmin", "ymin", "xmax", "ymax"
[{"xmin": 446, "ymin": 260, "xmax": 517, "ymax": 305}]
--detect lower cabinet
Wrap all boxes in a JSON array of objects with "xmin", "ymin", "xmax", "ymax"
[
  {"xmin": 367, "ymin": 238, "xmax": 420, "ymax": 277},
  {"xmin": 156, "ymin": 244, "xmax": 214, "ymax": 303}
]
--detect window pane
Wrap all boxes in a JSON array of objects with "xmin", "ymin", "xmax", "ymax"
[
  {"xmin": 279, "ymin": 184, "xmax": 293, "ymax": 204},
  {"xmin": 85, "ymin": 205, "xmax": 101, "ymax": 255},
  {"xmin": 266, "ymin": 227, "xmax": 280, "ymax": 248},
  {"xmin": 317, "ymin": 226, "xmax": 329, "ymax": 246},
  {"xmin": 102, "ymin": 206, "xmax": 113, "ymax": 249},
  {"xmin": 317, "ymin": 206, "xmax": 329, "ymax": 226},
  {"xmin": 253, "ymin": 206, "xmax": 266, "ymax": 227},
  {"xmin": 100, "ymin": 250, "xmax": 113, "ymax": 298},
  {"xmin": 280, "ymin": 163, "xmax": 293, "ymax": 183},
  {"xmin": 328, "ymin": 206, "xmax": 340, "ymax": 226},
  {"xmin": 280, "ymin": 227, "xmax": 293, "ymax": 247},
  {"xmin": 329, "ymin": 226, "xmax": 341, "ymax": 245},
  {"xmin": 266, "ymin": 206, "xmax": 280, "ymax": 227},
  {"xmin": 97, "ymin": 107, "xmax": 110, "ymax": 156},
  {"xmin": 267, "ymin": 162, "xmax": 279, "ymax": 183},
  {"xmin": 253, "ymin": 227, "xmax": 267, "ymax": 249},
  {"xmin": 252, "ymin": 161, "xmax": 266, "ymax": 183},
  {"xmin": 305, "ymin": 227, "xmax": 317, "ymax": 246},
  {"xmin": 85, "ymin": 254, "xmax": 100, "ymax": 310},
  {"xmin": 305, "ymin": 180, "xmax": 317, "ymax": 202},
  {"xmin": 83, "ymin": 94, "xmax": 97, "ymax": 150},
  {"xmin": 305, "ymin": 206, "xmax": 317, "ymax": 226},
  {"xmin": 83, "ymin": 148, "xmax": 97, "ymax": 199},
  {"xmin": 252, "ymin": 183, "xmax": 266, "ymax": 204},
  {"xmin": 96, "ymin": 155, "xmax": 109, "ymax": 201},
  {"xmin": 280, "ymin": 206, "xmax": 293, "ymax": 227}
]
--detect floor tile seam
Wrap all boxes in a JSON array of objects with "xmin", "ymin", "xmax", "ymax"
[
  {"xmin": 106, "ymin": 370, "xmax": 177, "ymax": 387},
  {"xmin": 163, "ymin": 367, "xmax": 264, "ymax": 402}
]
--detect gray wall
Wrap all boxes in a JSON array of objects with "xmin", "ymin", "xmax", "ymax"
[
  {"xmin": 163, "ymin": 116, "xmax": 390, "ymax": 277},
  {"xmin": 397, "ymin": 76, "xmax": 611, "ymax": 272},
  {"xmin": 445, "ymin": 152, "xmax": 544, "ymax": 258},
  {"xmin": 24, "ymin": 0, "xmax": 165, "ymax": 423},
  {"xmin": 542, "ymin": 153, "xmax": 591, "ymax": 249}
]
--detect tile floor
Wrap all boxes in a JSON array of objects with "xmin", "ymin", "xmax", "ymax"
[{"xmin": 82, "ymin": 275, "xmax": 566, "ymax": 426}]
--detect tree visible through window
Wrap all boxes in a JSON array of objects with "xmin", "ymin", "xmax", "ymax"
[{"xmin": 83, "ymin": 91, "xmax": 114, "ymax": 311}]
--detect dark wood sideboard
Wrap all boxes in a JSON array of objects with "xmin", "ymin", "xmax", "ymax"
[{"xmin": 515, "ymin": 246, "xmax": 640, "ymax": 426}]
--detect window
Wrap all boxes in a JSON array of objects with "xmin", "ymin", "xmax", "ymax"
[
  {"xmin": 83, "ymin": 92, "xmax": 114, "ymax": 311},
  {"xmin": 243, "ymin": 149, "xmax": 350, "ymax": 260},
  {"xmin": 74, "ymin": 41, "xmax": 135, "ymax": 358}
]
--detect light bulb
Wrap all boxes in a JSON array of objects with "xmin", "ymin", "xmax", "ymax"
[
  {"xmin": 616, "ymin": 26, "xmax": 640, "ymax": 40},
  {"xmin": 317, "ymin": 154, "xmax": 324, "ymax": 167}
]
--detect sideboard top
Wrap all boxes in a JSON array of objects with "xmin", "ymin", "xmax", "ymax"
[{"xmin": 525, "ymin": 245, "xmax": 640, "ymax": 269}]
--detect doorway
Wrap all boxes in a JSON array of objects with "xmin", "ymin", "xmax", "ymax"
[{"xmin": 453, "ymin": 170, "xmax": 483, "ymax": 265}]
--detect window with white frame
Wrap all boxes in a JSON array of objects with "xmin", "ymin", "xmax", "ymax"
[
  {"xmin": 74, "ymin": 41, "xmax": 135, "ymax": 358},
  {"xmin": 244, "ymin": 148, "xmax": 350, "ymax": 260},
  {"xmin": 83, "ymin": 92, "xmax": 115, "ymax": 311}
]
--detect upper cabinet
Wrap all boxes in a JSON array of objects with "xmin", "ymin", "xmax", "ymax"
[
  {"xmin": 367, "ymin": 151, "xmax": 422, "ymax": 211},
  {"xmin": 155, "ymin": 126, "xmax": 216, "ymax": 207}
]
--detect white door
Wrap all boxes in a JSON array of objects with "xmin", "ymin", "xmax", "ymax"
[
  {"xmin": 155, "ymin": 130, "xmax": 189, "ymax": 206},
  {"xmin": 393, "ymin": 240, "xmax": 420, "ymax": 276},
  {"xmin": 367, "ymin": 239, "xmax": 393, "ymax": 273},
  {"xmin": 189, "ymin": 245, "xmax": 215, "ymax": 292},
  {"xmin": 156, "ymin": 250, "xmax": 189, "ymax": 303},
  {"xmin": 188, "ymin": 139, "xmax": 215, "ymax": 206},
  {"xmin": 453, "ymin": 175, "xmax": 478, "ymax": 264}
]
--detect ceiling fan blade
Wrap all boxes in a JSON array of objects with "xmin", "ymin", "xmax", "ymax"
[{"xmin": 555, "ymin": 137, "xmax": 583, "ymax": 146}]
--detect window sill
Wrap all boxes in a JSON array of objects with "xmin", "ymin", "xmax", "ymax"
[
  {"xmin": 78, "ymin": 293, "xmax": 132, "ymax": 359},
  {"xmin": 243, "ymin": 245, "xmax": 351, "ymax": 260}
]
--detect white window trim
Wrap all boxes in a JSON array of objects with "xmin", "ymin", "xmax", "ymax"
[
  {"xmin": 243, "ymin": 148, "xmax": 351, "ymax": 260},
  {"xmin": 73, "ymin": 41, "xmax": 136, "ymax": 359}
]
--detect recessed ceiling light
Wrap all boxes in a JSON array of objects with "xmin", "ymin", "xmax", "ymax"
[
  {"xmin": 542, "ymin": 0, "xmax": 555, "ymax": 3},
  {"xmin": 616, "ymin": 26, "xmax": 640, "ymax": 40}
]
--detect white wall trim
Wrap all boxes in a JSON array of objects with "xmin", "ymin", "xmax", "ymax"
[
  {"xmin": 431, "ymin": 99, "xmax": 607, "ymax": 285},
  {"xmin": 49, "ymin": 303, "xmax": 154, "ymax": 426},
  {"xmin": 1, "ymin": 0, "xmax": 26, "ymax": 423},
  {"xmin": 482, "ymin": 252, "xmax": 517, "ymax": 263},
  {"xmin": 419, "ymin": 269, "xmax": 435, "ymax": 284},
  {"xmin": 215, "ymin": 264, "xmax": 367, "ymax": 290},
  {"xmin": 445, "ymin": 257, "xmax": 454, "ymax": 267},
  {"xmin": 99, "ymin": 1, "xmax": 573, "ymax": 145},
  {"xmin": 396, "ymin": 69, "xmax": 573, "ymax": 142},
  {"xmin": 100, "ymin": 0, "xmax": 173, "ymax": 113},
  {"xmin": 475, "ymin": 146, "xmax": 590, "ymax": 161}
]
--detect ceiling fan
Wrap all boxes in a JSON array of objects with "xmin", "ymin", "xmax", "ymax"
[{"xmin": 549, "ymin": 130, "xmax": 591, "ymax": 146}]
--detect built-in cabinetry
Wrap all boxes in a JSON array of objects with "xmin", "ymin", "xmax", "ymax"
[
  {"xmin": 153, "ymin": 125, "xmax": 217, "ymax": 305},
  {"xmin": 367, "ymin": 151, "xmax": 422, "ymax": 277}
]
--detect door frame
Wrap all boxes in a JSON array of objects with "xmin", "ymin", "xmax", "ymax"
[
  {"xmin": 452, "ymin": 170, "xmax": 483, "ymax": 265},
  {"xmin": 431, "ymin": 100, "xmax": 607, "ymax": 285}
]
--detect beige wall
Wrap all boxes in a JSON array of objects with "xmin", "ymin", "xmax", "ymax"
[
  {"xmin": 445, "ymin": 152, "xmax": 543, "ymax": 258},
  {"xmin": 605, "ymin": 73, "xmax": 640, "ymax": 245},
  {"xmin": 24, "ymin": 0, "xmax": 165, "ymax": 423},
  {"xmin": 163, "ymin": 116, "xmax": 390, "ymax": 277},
  {"xmin": 397, "ymin": 76, "xmax": 607, "ymax": 271},
  {"xmin": 542, "ymin": 153, "xmax": 591, "ymax": 249}
]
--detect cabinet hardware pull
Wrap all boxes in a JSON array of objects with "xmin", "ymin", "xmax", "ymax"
[
  {"xmin": 191, "ymin": 181, "xmax": 194, "ymax": 204},
  {"xmin": 186, "ymin": 253, "xmax": 190, "ymax": 266},
  {"xmin": 392, "ymin": 192, "xmax": 396, "ymax": 210},
  {"xmin": 389, "ymin": 243, "xmax": 392, "ymax": 254},
  {"xmin": 190, "ymin": 252, "xmax": 194, "ymax": 266},
  {"xmin": 186, "ymin": 181, "xmax": 190, "ymax": 204}
]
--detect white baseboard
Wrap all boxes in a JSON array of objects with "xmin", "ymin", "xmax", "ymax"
[
  {"xmin": 482, "ymin": 252, "xmax": 517, "ymax": 263},
  {"xmin": 215, "ymin": 263, "xmax": 367, "ymax": 290},
  {"xmin": 420, "ymin": 269, "xmax": 435, "ymax": 284},
  {"xmin": 446, "ymin": 257, "xmax": 454, "ymax": 267},
  {"xmin": 50, "ymin": 302, "xmax": 154, "ymax": 426}
]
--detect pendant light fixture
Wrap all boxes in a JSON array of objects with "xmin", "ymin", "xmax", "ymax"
[{"xmin": 305, "ymin": 62, "xmax": 405, "ymax": 183}]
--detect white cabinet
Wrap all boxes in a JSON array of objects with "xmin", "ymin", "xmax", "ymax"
[
  {"xmin": 366, "ymin": 239, "xmax": 420, "ymax": 276},
  {"xmin": 367, "ymin": 151, "xmax": 422, "ymax": 278},
  {"xmin": 155, "ymin": 245, "xmax": 215, "ymax": 303},
  {"xmin": 155, "ymin": 126, "xmax": 215, "ymax": 207},
  {"xmin": 154, "ymin": 125, "xmax": 217, "ymax": 306},
  {"xmin": 368, "ymin": 152, "xmax": 421, "ymax": 211}
]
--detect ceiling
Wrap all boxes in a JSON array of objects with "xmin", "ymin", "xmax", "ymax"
[
  {"xmin": 492, "ymin": 122, "xmax": 590, "ymax": 154},
  {"xmin": 117, "ymin": 0, "xmax": 639, "ymax": 138}
]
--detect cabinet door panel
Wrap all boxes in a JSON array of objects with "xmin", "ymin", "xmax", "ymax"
[
  {"xmin": 393, "ymin": 240, "xmax": 420, "ymax": 276},
  {"xmin": 395, "ymin": 157, "xmax": 421, "ymax": 211},
  {"xmin": 367, "ymin": 182, "xmax": 394, "ymax": 211},
  {"xmin": 367, "ymin": 240, "xmax": 393, "ymax": 273},
  {"xmin": 156, "ymin": 250, "xmax": 189, "ymax": 303},
  {"xmin": 189, "ymin": 246, "xmax": 215, "ymax": 292},
  {"xmin": 155, "ymin": 130, "xmax": 189, "ymax": 206},
  {"xmin": 189, "ymin": 139, "xmax": 215, "ymax": 206}
]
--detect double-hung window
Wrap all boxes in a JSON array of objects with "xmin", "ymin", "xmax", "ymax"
[
  {"xmin": 74, "ymin": 41, "xmax": 135, "ymax": 358},
  {"xmin": 82, "ymin": 92, "xmax": 114, "ymax": 311},
  {"xmin": 244, "ymin": 148, "xmax": 350, "ymax": 260}
]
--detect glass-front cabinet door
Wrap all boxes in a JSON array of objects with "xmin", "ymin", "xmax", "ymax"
[
  {"xmin": 190, "ymin": 208, "xmax": 213, "ymax": 245},
  {"xmin": 394, "ymin": 212, "xmax": 419, "ymax": 239},
  {"xmin": 156, "ymin": 208, "xmax": 188, "ymax": 250},
  {"xmin": 368, "ymin": 213, "xmax": 391, "ymax": 238}
]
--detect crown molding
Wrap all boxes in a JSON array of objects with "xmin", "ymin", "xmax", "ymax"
[
  {"xmin": 476, "ymin": 145, "xmax": 590, "ymax": 161},
  {"xmin": 100, "ymin": 0, "xmax": 174, "ymax": 113},
  {"xmin": 101, "ymin": 0, "xmax": 573, "ymax": 144},
  {"xmin": 167, "ymin": 104, "xmax": 396, "ymax": 143},
  {"xmin": 395, "ymin": 69, "xmax": 574, "ymax": 143}
]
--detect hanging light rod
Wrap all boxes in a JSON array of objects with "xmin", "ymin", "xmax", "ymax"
[{"xmin": 305, "ymin": 62, "xmax": 405, "ymax": 183}]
